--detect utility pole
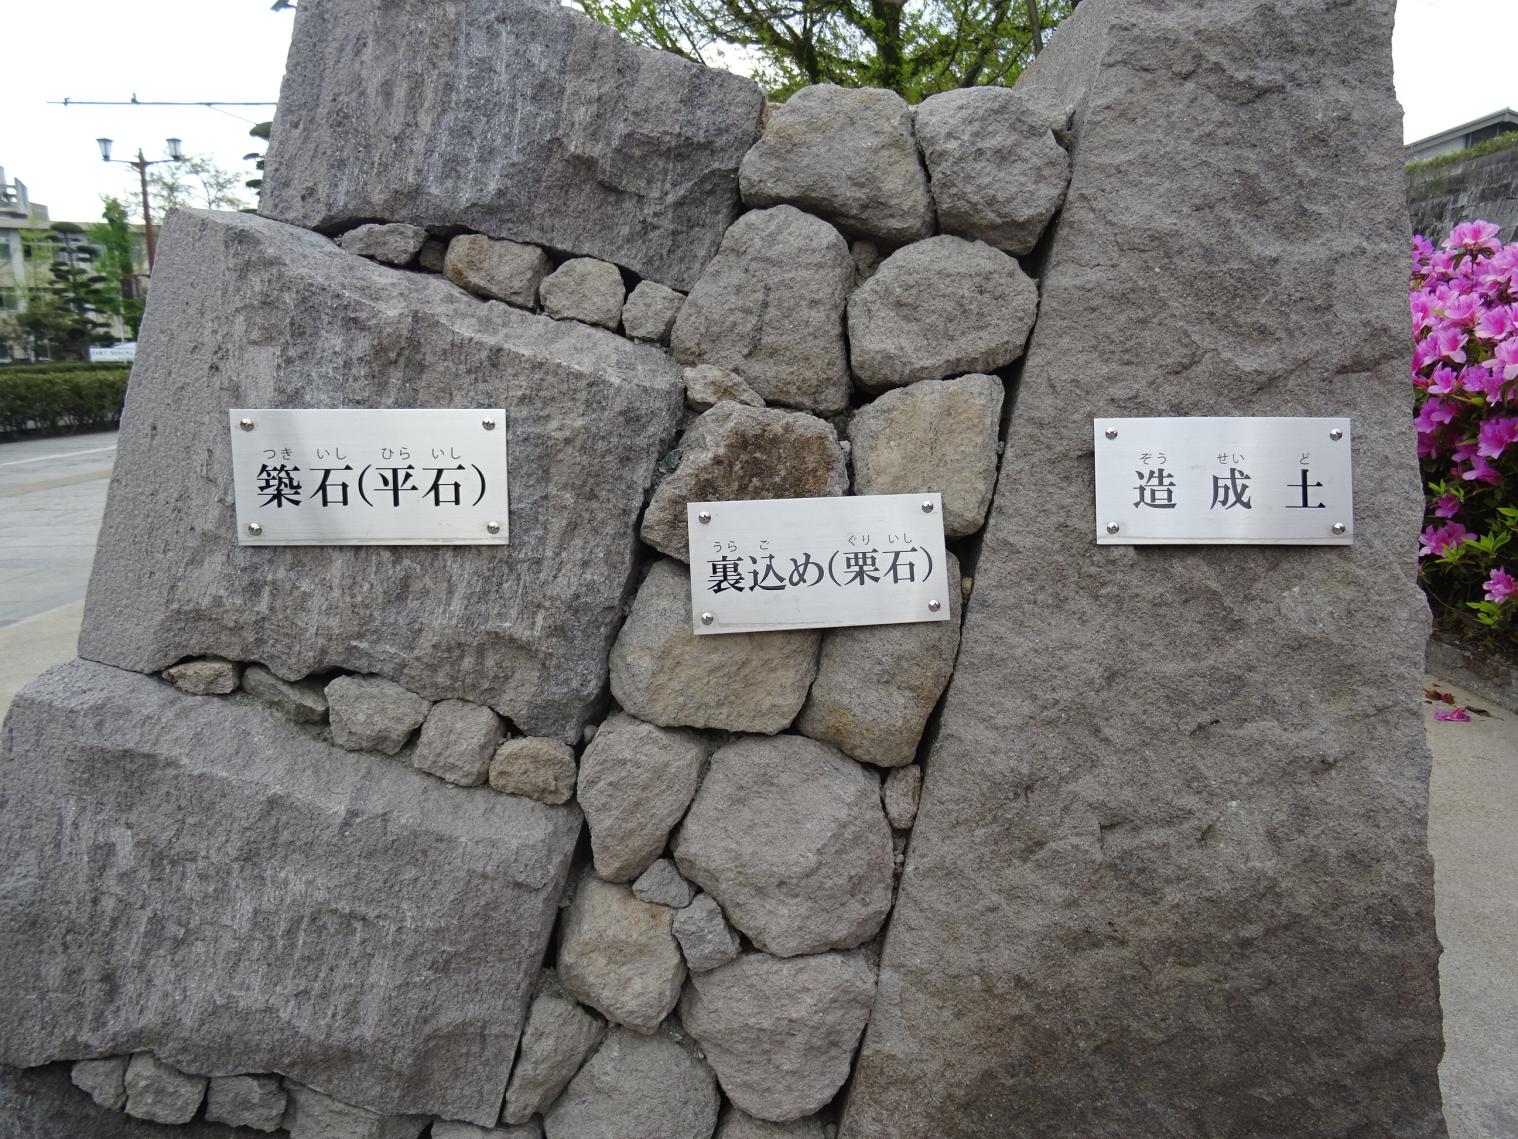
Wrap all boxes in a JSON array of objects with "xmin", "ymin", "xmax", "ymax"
[{"xmin": 96, "ymin": 137, "xmax": 186, "ymax": 273}]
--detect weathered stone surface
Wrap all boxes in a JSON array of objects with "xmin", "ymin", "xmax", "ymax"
[
  {"xmin": 444, "ymin": 235, "xmax": 552, "ymax": 308},
  {"xmin": 241, "ymin": 663, "xmax": 328, "ymax": 723},
  {"xmin": 642, "ymin": 403, "xmax": 848, "ymax": 561},
  {"xmin": 796, "ymin": 552, "xmax": 962, "ymax": 769},
  {"xmin": 674, "ymin": 735, "xmax": 892, "ymax": 956},
  {"xmin": 124, "ymin": 1053, "xmax": 205, "ymax": 1125},
  {"xmin": 261, "ymin": 0, "xmax": 763, "ymax": 291},
  {"xmin": 205, "ymin": 1074, "xmax": 286, "ymax": 1132},
  {"xmin": 621, "ymin": 281, "xmax": 685, "ymax": 343},
  {"xmin": 0, "ymin": 660, "xmax": 580, "ymax": 1125},
  {"xmin": 539, "ymin": 258, "xmax": 626, "ymax": 330},
  {"xmin": 577, "ymin": 712, "xmax": 707, "ymax": 881},
  {"xmin": 738, "ymin": 84, "xmax": 933, "ymax": 246},
  {"xmin": 848, "ymin": 375, "xmax": 1004, "ymax": 538},
  {"xmin": 684, "ymin": 364, "xmax": 765, "ymax": 412},
  {"xmin": 327, "ymin": 674, "xmax": 431, "ymax": 756},
  {"xmin": 436, "ymin": 1121, "xmax": 543, "ymax": 1139},
  {"xmin": 914, "ymin": 85, "xmax": 1071, "ymax": 256},
  {"xmin": 503, "ymin": 972, "xmax": 607, "ymax": 1125},
  {"xmin": 672, "ymin": 893, "xmax": 740, "ymax": 973},
  {"xmin": 846, "ymin": 236, "xmax": 1038, "ymax": 392},
  {"xmin": 610, "ymin": 560, "xmax": 819, "ymax": 734},
  {"xmin": 490, "ymin": 737, "xmax": 578, "ymax": 805},
  {"xmin": 78, "ymin": 209, "xmax": 685, "ymax": 743},
  {"xmin": 850, "ymin": 239, "xmax": 881, "ymax": 285},
  {"xmin": 413, "ymin": 698, "xmax": 503, "ymax": 786},
  {"xmin": 2, "ymin": 1064, "xmax": 247, "ymax": 1139},
  {"xmin": 681, "ymin": 951, "xmax": 875, "ymax": 1123},
  {"xmin": 881, "ymin": 764, "xmax": 922, "ymax": 829},
  {"xmin": 337, "ymin": 222, "xmax": 428, "ymax": 266},
  {"xmin": 162, "ymin": 657, "xmax": 240, "ymax": 695},
  {"xmin": 717, "ymin": 1109, "xmax": 827, "ymax": 1138},
  {"xmin": 418, "ymin": 237, "xmax": 448, "ymax": 273},
  {"xmin": 633, "ymin": 858, "xmax": 695, "ymax": 909},
  {"xmin": 283, "ymin": 1081, "xmax": 427, "ymax": 1139},
  {"xmin": 542, "ymin": 1027, "xmax": 719, "ymax": 1139},
  {"xmin": 558, "ymin": 876, "xmax": 686, "ymax": 1033},
  {"xmin": 842, "ymin": 1, "xmax": 1447, "ymax": 1136},
  {"xmin": 671, "ymin": 206, "xmax": 853, "ymax": 413},
  {"xmin": 71, "ymin": 1056, "xmax": 128, "ymax": 1110}
]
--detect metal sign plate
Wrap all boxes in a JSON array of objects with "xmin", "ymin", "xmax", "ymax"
[
  {"xmin": 229, "ymin": 408, "xmax": 509, "ymax": 546},
  {"xmin": 1093, "ymin": 416, "xmax": 1353, "ymax": 545},
  {"xmin": 687, "ymin": 493, "xmax": 952, "ymax": 635}
]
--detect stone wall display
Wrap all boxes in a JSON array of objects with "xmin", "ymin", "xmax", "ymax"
[{"xmin": 2, "ymin": 1064, "xmax": 248, "ymax": 1139}]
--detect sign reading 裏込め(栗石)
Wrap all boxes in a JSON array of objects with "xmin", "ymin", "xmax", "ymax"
[
  {"xmin": 229, "ymin": 408, "xmax": 509, "ymax": 545},
  {"xmin": 1093, "ymin": 417, "xmax": 1354, "ymax": 545},
  {"xmin": 687, "ymin": 493, "xmax": 951, "ymax": 635}
]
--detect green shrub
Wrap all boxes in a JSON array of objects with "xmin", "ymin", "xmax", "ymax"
[{"xmin": 0, "ymin": 366, "xmax": 131, "ymax": 435}]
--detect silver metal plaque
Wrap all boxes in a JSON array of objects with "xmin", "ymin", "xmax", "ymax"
[
  {"xmin": 1093, "ymin": 417, "xmax": 1353, "ymax": 545},
  {"xmin": 229, "ymin": 408, "xmax": 509, "ymax": 546},
  {"xmin": 687, "ymin": 493, "xmax": 952, "ymax": 635}
]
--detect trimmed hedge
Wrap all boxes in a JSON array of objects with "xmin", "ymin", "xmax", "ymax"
[{"xmin": 0, "ymin": 364, "xmax": 131, "ymax": 435}]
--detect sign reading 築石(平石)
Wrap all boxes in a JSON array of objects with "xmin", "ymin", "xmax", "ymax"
[
  {"xmin": 687, "ymin": 493, "xmax": 951, "ymax": 635},
  {"xmin": 1093, "ymin": 416, "xmax": 1353, "ymax": 545},
  {"xmin": 229, "ymin": 408, "xmax": 509, "ymax": 545}
]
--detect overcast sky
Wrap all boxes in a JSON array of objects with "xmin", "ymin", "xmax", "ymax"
[{"xmin": 2, "ymin": 0, "xmax": 1515, "ymax": 223}]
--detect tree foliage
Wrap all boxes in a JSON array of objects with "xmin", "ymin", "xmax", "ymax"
[
  {"xmin": 574, "ymin": 0, "xmax": 1072, "ymax": 101},
  {"xmin": 86, "ymin": 197, "xmax": 146, "ymax": 339},
  {"xmin": 135, "ymin": 154, "xmax": 250, "ymax": 226}
]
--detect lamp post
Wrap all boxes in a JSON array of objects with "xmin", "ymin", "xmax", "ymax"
[{"xmin": 96, "ymin": 137, "xmax": 185, "ymax": 273}]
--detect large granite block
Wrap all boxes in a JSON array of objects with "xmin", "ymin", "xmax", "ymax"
[
  {"xmin": 78, "ymin": 209, "xmax": 684, "ymax": 743},
  {"xmin": 260, "ymin": 0, "xmax": 763, "ymax": 292},
  {"xmin": 0, "ymin": 659, "xmax": 582, "ymax": 1126},
  {"xmin": 841, "ymin": 1, "xmax": 1446, "ymax": 1136}
]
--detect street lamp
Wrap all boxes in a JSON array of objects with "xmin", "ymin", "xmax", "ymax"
[{"xmin": 96, "ymin": 137, "xmax": 186, "ymax": 273}]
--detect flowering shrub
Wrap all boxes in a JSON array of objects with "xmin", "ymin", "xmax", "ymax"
[{"xmin": 1411, "ymin": 220, "xmax": 1517, "ymax": 646}]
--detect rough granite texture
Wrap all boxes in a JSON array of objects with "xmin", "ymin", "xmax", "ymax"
[
  {"xmin": 71, "ymin": 1056, "xmax": 129, "ymax": 1110},
  {"xmin": 489, "ymin": 737, "xmax": 579, "ymax": 804},
  {"xmin": 538, "ymin": 257, "xmax": 626, "ymax": 330},
  {"xmin": 0, "ymin": 659, "xmax": 581, "ymax": 1126},
  {"xmin": 205, "ymin": 1074, "xmax": 286, "ymax": 1132},
  {"xmin": 503, "ymin": 972, "xmax": 607, "ymax": 1125},
  {"xmin": 162, "ymin": 657, "xmax": 240, "ymax": 695},
  {"xmin": 326, "ymin": 674, "xmax": 431, "ymax": 756},
  {"xmin": 444, "ymin": 235, "xmax": 552, "ymax": 309},
  {"xmin": 240, "ymin": 663, "xmax": 328, "ymax": 723},
  {"xmin": 260, "ymin": 0, "xmax": 763, "ymax": 291},
  {"xmin": 412, "ymin": 698, "xmax": 504, "ymax": 786},
  {"xmin": 672, "ymin": 893, "xmax": 741, "ymax": 973},
  {"xmin": 543, "ymin": 1027, "xmax": 719, "ymax": 1139},
  {"xmin": 557, "ymin": 876, "xmax": 687, "ymax": 1034},
  {"xmin": 840, "ymin": 1, "xmax": 1448, "ymax": 1136},
  {"xmin": 337, "ymin": 223, "xmax": 428, "ymax": 266},
  {"xmin": 77, "ymin": 209, "xmax": 684, "ymax": 744},
  {"xmin": 633, "ymin": 859, "xmax": 696, "ymax": 908},
  {"xmin": 621, "ymin": 281, "xmax": 685, "ymax": 343},
  {"xmin": 282, "ymin": 1080, "xmax": 426, "ymax": 1139},
  {"xmin": 123, "ymin": 1053, "xmax": 206, "ymax": 1125},
  {"xmin": 684, "ymin": 364, "xmax": 765, "ymax": 412},
  {"xmin": 2, "ymin": 1064, "xmax": 248, "ymax": 1139},
  {"xmin": 718, "ymin": 1109, "xmax": 827, "ymax": 1138},
  {"xmin": 435, "ymin": 1122, "xmax": 543, "ymax": 1139}
]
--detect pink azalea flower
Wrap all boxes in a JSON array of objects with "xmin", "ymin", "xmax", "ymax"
[
  {"xmin": 1419, "ymin": 521, "xmax": 1471, "ymax": 557},
  {"xmin": 1476, "ymin": 304, "xmax": 1515, "ymax": 340},
  {"xmin": 1460, "ymin": 364, "xmax": 1504, "ymax": 402},
  {"xmin": 1410, "ymin": 292, "xmax": 1436, "ymax": 334},
  {"xmin": 1477, "ymin": 416, "xmax": 1518, "ymax": 459},
  {"xmin": 1412, "ymin": 234, "xmax": 1435, "ymax": 261},
  {"xmin": 1440, "ymin": 293, "xmax": 1480, "ymax": 326},
  {"xmin": 1449, "ymin": 220, "xmax": 1503, "ymax": 252},
  {"xmin": 1415, "ymin": 398, "xmax": 1459, "ymax": 434},
  {"xmin": 1434, "ymin": 707, "xmax": 1472, "ymax": 722},
  {"xmin": 1460, "ymin": 453, "xmax": 1502, "ymax": 485},
  {"xmin": 1426, "ymin": 366, "xmax": 1460, "ymax": 395},
  {"xmin": 1432, "ymin": 325, "xmax": 1468, "ymax": 364},
  {"xmin": 1433, "ymin": 493, "xmax": 1461, "ymax": 518},
  {"xmin": 1495, "ymin": 338, "xmax": 1518, "ymax": 381},
  {"xmin": 1484, "ymin": 566, "xmax": 1517, "ymax": 603}
]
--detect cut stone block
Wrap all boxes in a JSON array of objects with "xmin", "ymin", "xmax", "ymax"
[
  {"xmin": 77, "ymin": 209, "xmax": 684, "ymax": 744},
  {"xmin": 632, "ymin": 859, "xmax": 695, "ymax": 909},
  {"xmin": 282, "ymin": 1080, "xmax": 427, "ymax": 1139},
  {"xmin": 0, "ymin": 659, "xmax": 581, "ymax": 1125},
  {"xmin": 337, "ymin": 223, "xmax": 429, "ymax": 266},
  {"xmin": 261, "ymin": 0, "xmax": 763, "ymax": 291},
  {"xmin": 672, "ymin": 894, "xmax": 740, "ymax": 973},
  {"xmin": 162, "ymin": 657, "xmax": 240, "ymax": 695},
  {"xmin": 413, "ymin": 698, "xmax": 504, "ymax": 786},
  {"xmin": 539, "ymin": 257, "xmax": 626, "ymax": 330},
  {"xmin": 327, "ymin": 674, "xmax": 431, "ymax": 756},
  {"xmin": 684, "ymin": 365, "xmax": 765, "ymax": 412},
  {"xmin": 1, "ymin": 1063, "xmax": 247, "ymax": 1138},
  {"xmin": 444, "ymin": 235, "xmax": 551, "ymax": 308},
  {"xmin": 490, "ymin": 737, "xmax": 578, "ymax": 805},
  {"xmin": 621, "ymin": 282, "xmax": 685, "ymax": 344}
]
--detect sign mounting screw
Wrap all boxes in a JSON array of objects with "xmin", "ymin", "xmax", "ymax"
[
  {"xmin": 1106, "ymin": 522, "xmax": 1120, "ymax": 534},
  {"xmin": 698, "ymin": 511, "xmax": 712, "ymax": 524},
  {"xmin": 246, "ymin": 522, "xmax": 262, "ymax": 536},
  {"xmin": 1329, "ymin": 428, "xmax": 1343, "ymax": 441},
  {"xmin": 486, "ymin": 521, "xmax": 502, "ymax": 535},
  {"xmin": 927, "ymin": 599, "xmax": 942, "ymax": 613},
  {"xmin": 482, "ymin": 417, "xmax": 497, "ymax": 431},
  {"xmin": 1104, "ymin": 427, "xmax": 1118, "ymax": 439},
  {"xmin": 700, "ymin": 612, "xmax": 714, "ymax": 626},
  {"xmin": 921, "ymin": 500, "xmax": 934, "ymax": 513},
  {"xmin": 238, "ymin": 418, "xmax": 255, "ymax": 432},
  {"xmin": 1331, "ymin": 522, "xmax": 1346, "ymax": 535}
]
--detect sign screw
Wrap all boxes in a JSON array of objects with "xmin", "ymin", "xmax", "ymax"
[
  {"xmin": 1331, "ymin": 522, "xmax": 1347, "ymax": 535},
  {"xmin": 921, "ymin": 500, "xmax": 934, "ymax": 513},
  {"xmin": 238, "ymin": 418, "xmax": 255, "ymax": 432},
  {"xmin": 1106, "ymin": 522, "xmax": 1120, "ymax": 534},
  {"xmin": 486, "ymin": 521, "xmax": 502, "ymax": 535},
  {"xmin": 246, "ymin": 522, "xmax": 262, "ymax": 536},
  {"xmin": 927, "ymin": 599, "xmax": 942, "ymax": 613},
  {"xmin": 482, "ymin": 418, "xmax": 497, "ymax": 431},
  {"xmin": 1329, "ymin": 428, "xmax": 1344, "ymax": 441},
  {"xmin": 700, "ymin": 612, "xmax": 714, "ymax": 626},
  {"xmin": 698, "ymin": 511, "xmax": 712, "ymax": 524},
  {"xmin": 1104, "ymin": 427, "xmax": 1118, "ymax": 439}
]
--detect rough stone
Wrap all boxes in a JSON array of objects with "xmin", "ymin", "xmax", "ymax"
[
  {"xmin": 71, "ymin": 1056, "xmax": 128, "ymax": 1110},
  {"xmin": 684, "ymin": 364, "xmax": 765, "ymax": 412},
  {"xmin": 539, "ymin": 258, "xmax": 626, "ymax": 330},
  {"xmin": 671, "ymin": 205, "xmax": 853, "ymax": 413},
  {"xmin": 502, "ymin": 972, "xmax": 607, "ymax": 1125},
  {"xmin": 848, "ymin": 375, "xmax": 1004, "ymax": 538},
  {"xmin": 796, "ymin": 551, "xmax": 963, "ymax": 769},
  {"xmin": 412, "ymin": 698, "xmax": 503, "ymax": 786},
  {"xmin": 641, "ymin": 402, "xmax": 849, "ymax": 561},
  {"xmin": 0, "ymin": 659, "xmax": 580, "ymax": 1125},
  {"xmin": 205, "ymin": 1074, "xmax": 286, "ymax": 1132},
  {"xmin": 846, "ymin": 236, "xmax": 1039, "ymax": 392},
  {"xmin": 124, "ymin": 1053, "xmax": 206, "ymax": 1125},
  {"xmin": 261, "ymin": 0, "xmax": 763, "ymax": 291},
  {"xmin": 557, "ymin": 876, "xmax": 686, "ymax": 1033},
  {"xmin": 2, "ymin": 1063, "xmax": 247, "ymax": 1138},
  {"xmin": 444, "ymin": 235, "xmax": 552, "ymax": 308},
  {"xmin": 77, "ymin": 209, "xmax": 685, "ymax": 743},
  {"xmin": 914, "ymin": 85, "xmax": 1071, "ymax": 256},
  {"xmin": 240, "ymin": 663, "xmax": 328, "ymax": 723},
  {"xmin": 850, "ymin": 239, "xmax": 881, "ymax": 285},
  {"xmin": 489, "ymin": 737, "xmax": 578, "ymax": 805},
  {"xmin": 671, "ymin": 893, "xmax": 740, "ymax": 973},
  {"xmin": 436, "ymin": 1122, "xmax": 543, "ymax": 1139},
  {"xmin": 326, "ymin": 674, "xmax": 431, "ymax": 756},
  {"xmin": 718, "ymin": 1109, "xmax": 827, "ymax": 1139},
  {"xmin": 542, "ymin": 1027, "xmax": 719, "ymax": 1139},
  {"xmin": 577, "ymin": 712, "xmax": 707, "ymax": 881},
  {"xmin": 609, "ymin": 560, "xmax": 819, "ymax": 734},
  {"xmin": 621, "ymin": 281, "xmax": 685, "ymax": 343},
  {"xmin": 418, "ymin": 238, "xmax": 448, "ymax": 273},
  {"xmin": 337, "ymin": 222, "xmax": 428, "ymax": 266},
  {"xmin": 282, "ymin": 1081, "xmax": 427, "ymax": 1139},
  {"xmin": 841, "ymin": 1, "xmax": 1447, "ymax": 1135},
  {"xmin": 162, "ymin": 657, "xmax": 240, "ymax": 695},
  {"xmin": 681, "ymin": 951, "xmax": 876, "ymax": 1123},
  {"xmin": 738, "ymin": 84, "xmax": 933, "ymax": 246},
  {"xmin": 632, "ymin": 859, "xmax": 695, "ymax": 909},
  {"xmin": 674, "ymin": 735, "xmax": 893, "ymax": 957},
  {"xmin": 881, "ymin": 765, "xmax": 923, "ymax": 829}
]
